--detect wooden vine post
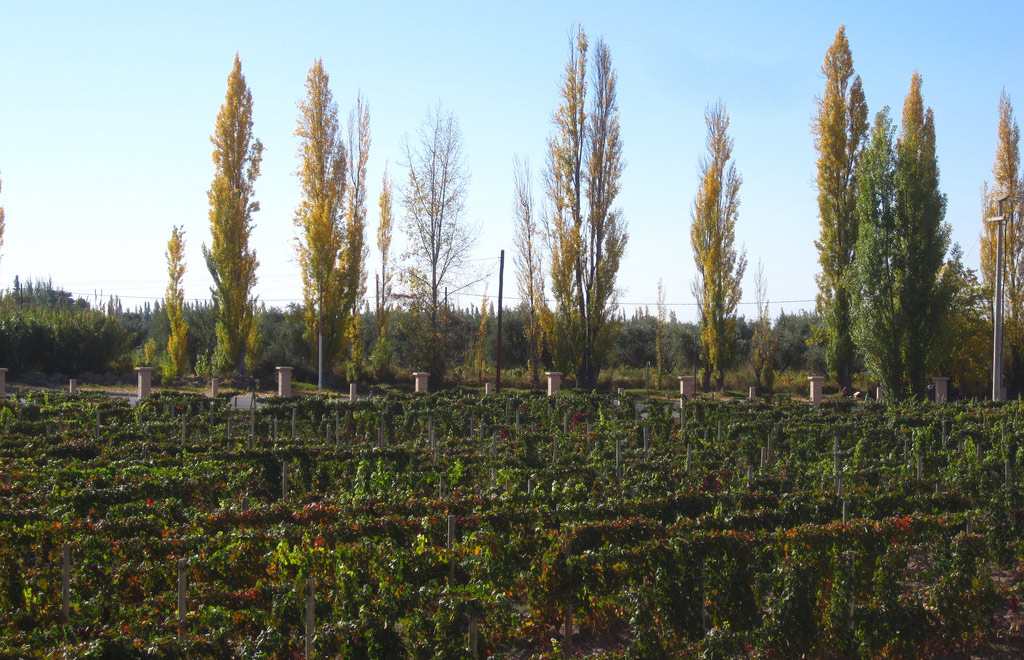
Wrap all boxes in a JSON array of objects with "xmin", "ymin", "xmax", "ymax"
[
  {"xmin": 305, "ymin": 577, "xmax": 315, "ymax": 660},
  {"xmin": 177, "ymin": 558, "xmax": 187, "ymax": 640},
  {"xmin": 563, "ymin": 533, "xmax": 573, "ymax": 659},
  {"xmin": 61, "ymin": 542, "xmax": 70, "ymax": 624}
]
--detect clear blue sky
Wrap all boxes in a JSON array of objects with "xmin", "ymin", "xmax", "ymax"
[{"xmin": 1, "ymin": 1, "xmax": 1021, "ymax": 322}]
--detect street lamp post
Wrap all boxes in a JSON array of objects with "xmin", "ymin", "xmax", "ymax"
[{"xmin": 990, "ymin": 193, "xmax": 1014, "ymax": 402}]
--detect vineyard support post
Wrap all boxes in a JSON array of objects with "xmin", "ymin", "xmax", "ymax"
[
  {"xmin": 933, "ymin": 376, "xmax": 949, "ymax": 403},
  {"xmin": 349, "ymin": 383, "xmax": 357, "ymax": 402},
  {"xmin": 414, "ymin": 372, "xmax": 430, "ymax": 393},
  {"xmin": 615, "ymin": 436, "xmax": 622, "ymax": 483},
  {"xmin": 210, "ymin": 377, "xmax": 219, "ymax": 397},
  {"xmin": 177, "ymin": 559, "xmax": 187, "ymax": 639},
  {"xmin": 563, "ymin": 536, "xmax": 573, "ymax": 658},
  {"xmin": 282, "ymin": 461, "xmax": 289, "ymax": 499},
  {"xmin": 292, "ymin": 407, "xmax": 297, "ymax": 440},
  {"xmin": 0, "ymin": 368, "xmax": 7, "ymax": 396},
  {"xmin": 69, "ymin": 379, "xmax": 77, "ymax": 395},
  {"xmin": 469, "ymin": 615, "xmax": 479, "ymax": 657},
  {"xmin": 749, "ymin": 386, "xmax": 756, "ymax": 400},
  {"xmin": 448, "ymin": 515, "xmax": 456, "ymax": 581},
  {"xmin": 61, "ymin": 542, "xmax": 70, "ymax": 624},
  {"xmin": 305, "ymin": 577, "xmax": 314, "ymax": 660}
]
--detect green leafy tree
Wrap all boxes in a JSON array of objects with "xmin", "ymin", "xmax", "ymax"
[
  {"xmin": 293, "ymin": 59, "xmax": 347, "ymax": 389},
  {"xmin": 163, "ymin": 225, "xmax": 187, "ymax": 380},
  {"xmin": 690, "ymin": 101, "xmax": 746, "ymax": 391},
  {"xmin": 203, "ymin": 54, "xmax": 263, "ymax": 375},
  {"xmin": 546, "ymin": 26, "xmax": 627, "ymax": 390},
  {"xmin": 852, "ymin": 74, "xmax": 951, "ymax": 399},
  {"xmin": 813, "ymin": 25, "xmax": 869, "ymax": 391}
]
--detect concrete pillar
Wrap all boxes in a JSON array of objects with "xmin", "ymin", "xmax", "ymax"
[
  {"xmin": 413, "ymin": 372, "xmax": 430, "ymax": 393},
  {"xmin": 276, "ymin": 367, "xmax": 293, "ymax": 397},
  {"xmin": 349, "ymin": 383, "xmax": 357, "ymax": 402},
  {"xmin": 933, "ymin": 376, "xmax": 950, "ymax": 404},
  {"xmin": 546, "ymin": 372, "xmax": 562, "ymax": 396},
  {"xmin": 0, "ymin": 368, "xmax": 7, "ymax": 396},
  {"xmin": 617, "ymin": 387, "xmax": 625, "ymax": 396},
  {"xmin": 210, "ymin": 377, "xmax": 219, "ymax": 398},
  {"xmin": 69, "ymin": 379, "xmax": 78, "ymax": 395},
  {"xmin": 749, "ymin": 386, "xmax": 757, "ymax": 400},
  {"xmin": 808, "ymin": 376, "xmax": 824, "ymax": 406},
  {"xmin": 484, "ymin": 382, "xmax": 493, "ymax": 395},
  {"xmin": 679, "ymin": 376, "xmax": 695, "ymax": 401},
  {"xmin": 876, "ymin": 386, "xmax": 883, "ymax": 402},
  {"xmin": 136, "ymin": 367, "xmax": 153, "ymax": 400}
]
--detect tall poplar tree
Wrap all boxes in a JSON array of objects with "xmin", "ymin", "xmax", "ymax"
[
  {"xmin": 402, "ymin": 104, "xmax": 475, "ymax": 379},
  {"xmin": 203, "ymin": 54, "xmax": 263, "ymax": 376},
  {"xmin": 980, "ymin": 90, "xmax": 1022, "ymax": 392},
  {"xmin": 164, "ymin": 226, "xmax": 187, "ymax": 380},
  {"xmin": 853, "ymin": 74, "xmax": 951, "ymax": 399},
  {"xmin": 344, "ymin": 94, "xmax": 370, "ymax": 380},
  {"xmin": 813, "ymin": 25, "xmax": 869, "ymax": 392},
  {"xmin": 371, "ymin": 169, "xmax": 394, "ymax": 378},
  {"xmin": 690, "ymin": 102, "xmax": 746, "ymax": 391},
  {"xmin": 294, "ymin": 59, "xmax": 347, "ymax": 390},
  {"xmin": 513, "ymin": 156, "xmax": 546, "ymax": 389},
  {"xmin": 546, "ymin": 26, "xmax": 627, "ymax": 390}
]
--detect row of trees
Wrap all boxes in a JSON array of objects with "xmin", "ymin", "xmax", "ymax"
[
  {"xmin": 813, "ymin": 26, "xmax": 1018, "ymax": 400},
  {"xmin": 162, "ymin": 55, "xmax": 481, "ymax": 387}
]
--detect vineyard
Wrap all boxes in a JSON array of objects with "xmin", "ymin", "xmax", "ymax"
[{"xmin": 1, "ymin": 389, "xmax": 1022, "ymax": 658}]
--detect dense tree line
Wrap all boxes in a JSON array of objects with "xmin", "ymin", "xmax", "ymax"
[{"xmin": 0, "ymin": 279, "xmax": 829, "ymax": 391}]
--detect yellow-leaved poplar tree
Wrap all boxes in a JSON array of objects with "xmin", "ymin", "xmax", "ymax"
[
  {"xmin": 513, "ymin": 156, "xmax": 547, "ymax": 389},
  {"xmin": 371, "ymin": 169, "xmax": 394, "ymax": 379},
  {"xmin": 690, "ymin": 101, "xmax": 746, "ymax": 391},
  {"xmin": 546, "ymin": 26, "xmax": 627, "ymax": 390},
  {"xmin": 473, "ymin": 292, "xmax": 489, "ymax": 382},
  {"xmin": 343, "ymin": 94, "xmax": 370, "ymax": 381},
  {"xmin": 813, "ymin": 25, "xmax": 869, "ymax": 392},
  {"xmin": 203, "ymin": 54, "xmax": 263, "ymax": 376},
  {"xmin": 164, "ymin": 226, "xmax": 187, "ymax": 380},
  {"xmin": 294, "ymin": 59, "xmax": 347, "ymax": 390},
  {"xmin": 980, "ymin": 90, "xmax": 1022, "ymax": 393}
]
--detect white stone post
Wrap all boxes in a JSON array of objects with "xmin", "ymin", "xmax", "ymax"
[
  {"xmin": 546, "ymin": 372, "xmax": 562, "ymax": 396},
  {"xmin": 136, "ymin": 367, "xmax": 153, "ymax": 400},
  {"xmin": 210, "ymin": 377, "xmax": 219, "ymax": 398},
  {"xmin": 0, "ymin": 368, "xmax": 7, "ymax": 396},
  {"xmin": 933, "ymin": 376, "xmax": 950, "ymax": 404},
  {"xmin": 679, "ymin": 376, "xmax": 695, "ymax": 401},
  {"xmin": 276, "ymin": 367, "xmax": 293, "ymax": 397},
  {"xmin": 808, "ymin": 376, "xmax": 824, "ymax": 406},
  {"xmin": 413, "ymin": 372, "xmax": 430, "ymax": 393},
  {"xmin": 484, "ymin": 382, "xmax": 493, "ymax": 395},
  {"xmin": 349, "ymin": 383, "xmax": 357, "ymax": 402},
  {"xmin": 69, "ymin": 379, "xmax": 78, "ymax": 395},
  {"xmin": 749, "ymin": 386, "xmax": 757, "ymax": 400},
  {"xmin": 876, "ymin": 386, "xmax": 883, "ymax": 402}
]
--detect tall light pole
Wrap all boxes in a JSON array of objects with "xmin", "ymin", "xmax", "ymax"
[{"xmin": 990, "ymin": 193, "xmax": 1013, "ymax": 401}]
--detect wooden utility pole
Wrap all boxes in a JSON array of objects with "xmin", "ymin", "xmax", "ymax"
[{"xmin": 496, "ymin": 250, "xmax": 504, "ymax": 391}]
